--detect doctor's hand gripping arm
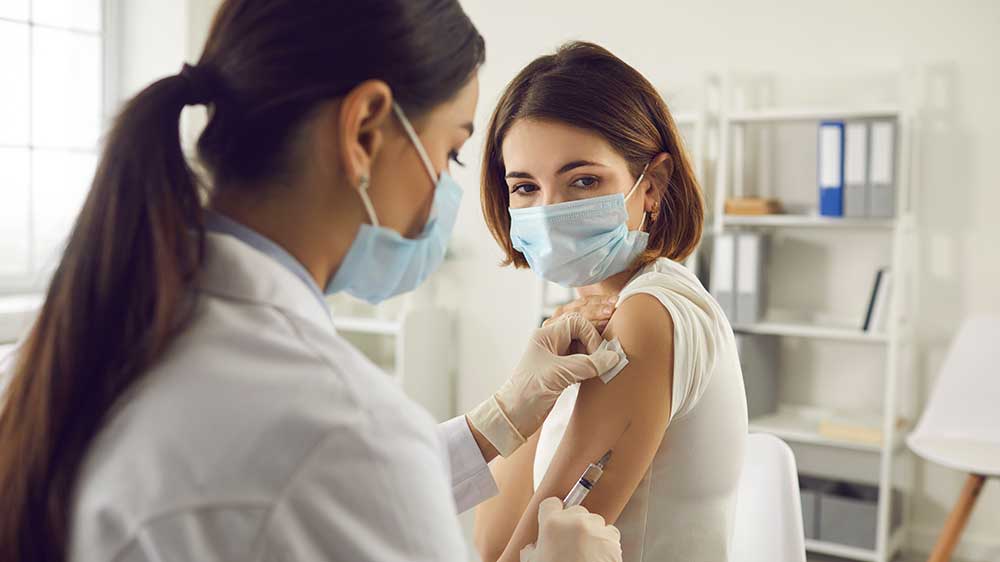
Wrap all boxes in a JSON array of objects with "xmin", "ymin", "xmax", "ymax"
[
  {"xmin": 518, "ymin": 498, "xmax": 622, "ymax": 562},
  {"xmin": 466, "ymin": 312, "xmax": 621, "ymax": 460}
]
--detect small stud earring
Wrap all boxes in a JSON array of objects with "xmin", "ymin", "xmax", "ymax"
[{"xmin": 358, "ymin": 174, "xmax": 370, "ymax": 192}]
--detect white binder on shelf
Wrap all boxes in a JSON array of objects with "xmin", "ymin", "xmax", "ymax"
[
  {"xmin": 843, "ymin": 121, "xmax": 870, "ymax": 218},
  {"xmin": 710, "ymin": 233, "xmax": 737, "ymax": 321},
  {"xmin": 735, "ymin": 334, "xmax": 778, "ymax": 419},
  {"xmin": 736, "ymin": 232, "xmax": 766, "ymax": 324},
  {"xmin": 868, "ymin": 120, "xmax": 897, "ymax": 218}
]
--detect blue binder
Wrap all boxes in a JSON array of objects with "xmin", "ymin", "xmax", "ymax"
[{"xmin": 818, "ymin": 121, "xmax": 845, "ymax": 217}]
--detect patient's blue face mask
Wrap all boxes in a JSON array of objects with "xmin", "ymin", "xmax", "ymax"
[
  {"xmin": 508, "ymin": 166, "xmax": 650, "ymax": 287},
  {"xmin": 325, "ymin": 103, "xmax": 462, "ymax": 304}
]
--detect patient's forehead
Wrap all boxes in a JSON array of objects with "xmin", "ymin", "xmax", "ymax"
[{"xmin": 501, "ymin": 118, "xmax": 629, "ymax": 176}]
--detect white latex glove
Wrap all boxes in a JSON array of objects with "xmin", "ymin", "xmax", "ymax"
[
  {"xmin": 519, "ymin": 497, "xmax": 623, "ymax": 562},
  {"xmin": 467, "ymin": 313, "xmax": 620, "ymax": 457}
]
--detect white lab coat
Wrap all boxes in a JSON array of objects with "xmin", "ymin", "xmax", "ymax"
[{"xmin": 67, "ymin": 232, "xmax": 498, "ymax": 561}]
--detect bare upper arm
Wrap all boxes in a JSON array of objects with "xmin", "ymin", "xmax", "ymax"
[{"xmin": 497, "ymin": 293, "xmax": 675, "ymax": 560}]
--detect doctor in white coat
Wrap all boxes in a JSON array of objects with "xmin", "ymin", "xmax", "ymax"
[{"xmin": 0, "ymin": 1, "xmax": 624, "ymax": 561}]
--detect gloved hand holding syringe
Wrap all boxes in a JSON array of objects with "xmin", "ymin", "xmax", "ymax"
[
  {"xmin": 520, "ymin": 419, "xmax": 631, "ymax": 562},
  {"xmin": 520, "ymin": 492, "xmax": 623, "ymax": 562}
]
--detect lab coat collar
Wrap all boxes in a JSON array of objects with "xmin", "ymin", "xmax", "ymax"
[
  {"xmin": 204, "ymin": 211, "xmax": 329, "ymax": 311},
  {"xmin": 197, "ymin": 230, "xmax": 332, "ymax": 329}
]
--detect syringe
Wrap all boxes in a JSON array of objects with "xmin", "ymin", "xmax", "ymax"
[{"xmin": 562, "ymin": 449, "xmax": 613, "ymax": 508}]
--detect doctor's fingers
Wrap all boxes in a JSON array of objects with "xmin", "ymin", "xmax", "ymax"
[
  {"xmin": 578, "ymin": 519, "xmax": 623, "ymax": 561},
  {"xmin": 570, "ymin": 508, "xmax": 615, "ymax": 534},
  {"xmin": 594, "ymin": 535, "xmax": 624, "ymax": 562},
  {"xmin": 561, "ymin": 507, "xmax": 613, "ymax": 530},
  {"xmin": 547, "ymin": 507, "xmax": 620, "ymax": 543},
  {"xmin": 537, "ymin": 496, "xmax": 565, "ymax": 522},
  {"xmin": 546, "ymin": 352, "xmax": 618, "ymax": 388},
  {"xmin": 538, "ymin": 497, "xmax": 609, "ymax": 527},
  {"xmin": 602, "ymin": 523, "xmax": 622, "ymax": 543}
]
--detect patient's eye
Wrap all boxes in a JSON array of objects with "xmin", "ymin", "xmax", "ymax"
[
  {"xmin": 511, "ymin": 183, "xmax": 539, "ymax": 195},
  {"xmin": 571, "ymin": 176, "xmax": 599, "ymax": 189}
]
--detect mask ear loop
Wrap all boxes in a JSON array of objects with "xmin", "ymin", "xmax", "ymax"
[
  {"xmin": 357, "ymin": 175, "xmax": 380, "ymax": 227},
  {"xmin": 625, "ymin": 162, "xmax": 651, "ymax": 231},
  {"xmin": 353, "ymin": 103, "xmax": 437, "ymax": 230},
  {"xmin": 392, "ymin": 102, "xmax": 439, "ymax": 184}
]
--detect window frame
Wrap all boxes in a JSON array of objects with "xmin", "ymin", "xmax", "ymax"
[{"xmin": 0, "ymin": 0, "xmax": 119, "ymax": 297}]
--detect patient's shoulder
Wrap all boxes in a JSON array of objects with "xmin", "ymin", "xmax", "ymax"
[
  {"xmin": 603, "ymin": 292, "xmax": 674, "ymax": 376},
  {"xmin": 575, "ymin": 292, "xmax": 674, "ymax": 437},
  {"xmin": 610, "ymin": 291, "xmax": 674, "ymax": 334}
]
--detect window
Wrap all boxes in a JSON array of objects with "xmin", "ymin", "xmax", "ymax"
[{"xmin": 0, "ymin": 0, "xmax": 107, "ymax": 294}]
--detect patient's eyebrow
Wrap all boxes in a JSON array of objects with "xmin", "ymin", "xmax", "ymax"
[
  {"xmin": 557, "ymin": 160, "xmax": 606, "ymax": 174},
  {"xmin": 506, "ymin": 160, "xmax": 606, "ymax": 180}
]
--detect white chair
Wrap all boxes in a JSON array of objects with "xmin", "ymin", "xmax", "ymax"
[
  {"xmin": 731, "ymin": 433, "xmax": 807, "ymax": 562},
  {"xmin": 907, "ymin": 315, "xmax": 1000, "ymax": 562}
]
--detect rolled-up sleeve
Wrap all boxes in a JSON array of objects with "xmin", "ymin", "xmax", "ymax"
[{"xmin": 439, "ymin": 416, "xmax": 499, "ymax": 513}]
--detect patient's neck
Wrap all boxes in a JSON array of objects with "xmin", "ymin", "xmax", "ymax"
[{"xmin": 576, "ymin": 266, "xmax": 640, "ymax": 299}]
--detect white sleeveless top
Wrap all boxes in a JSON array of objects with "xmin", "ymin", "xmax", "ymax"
[{"xmin": 533, "ymin": 258, "xmax": 748, "ymax": 562}]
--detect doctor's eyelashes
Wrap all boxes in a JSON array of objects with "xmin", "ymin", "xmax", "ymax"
[{"xmin": 449, "ymin": 150, "xmax": 466, "ymax": 167}]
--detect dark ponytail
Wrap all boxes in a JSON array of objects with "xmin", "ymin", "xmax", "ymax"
[
  {"xmin": 0, "ymin": 1, "xmax": 483, "ymax": 560},
  {"xmin": 0, "ymin": 70, "xmax": 205, "ymax": 561}
]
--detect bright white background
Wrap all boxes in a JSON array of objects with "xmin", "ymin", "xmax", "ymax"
[
  {"xmin": 0, "ymin": 0, "xmax": 103, "ymax": 292},
  {"xmin": 52, "ymin": 0, "xmax": 1000, "ymax": 560}
]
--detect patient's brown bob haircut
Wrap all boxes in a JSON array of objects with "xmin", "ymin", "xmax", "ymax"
[{"xmin": 481, "ymin": 41, "xmax": 704, "ymax": 268}]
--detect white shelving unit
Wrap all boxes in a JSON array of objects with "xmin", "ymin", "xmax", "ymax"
[
  {"xmin": 806, "ymin": 527, "xmax": 907, "ymax": 562},
  {"xmin": 748, "ymin": 407, "xmax": 904, "ymax": 454},
  {"xmin": 732, "ymin": 321, "xmax": 890, "ymax": 344},
  {"xmin": 723, "ymin": 214, "xmax": 896, "ymax": 229},
  {"xmin": 329, "ymin": 298, "xmax": 456, "ymax": 422},
  {"xmin": 332, "ymin": 316, "xmax": 402, "ymax": 336},
  {"xmin": 714, "ymin": 98, "xmax": 916, "ymax": 562},
  {"xmin": 727, "ymin": 106, "xmax": 902, "ymax": 124}
]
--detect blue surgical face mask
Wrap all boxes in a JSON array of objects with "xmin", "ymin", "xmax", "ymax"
[
  {"xmin": 325, "ymin": 103, "xmax": 462, "ymax": 304},
  {"xmin": 508, "ymin": 166, "xmax": 650, "ymax": 287}
]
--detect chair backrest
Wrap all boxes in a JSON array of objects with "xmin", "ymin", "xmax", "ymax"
[
  {"xmin": 911, "ymin": 315, "xmax": 1000, "ymax": 444},
  {"xmin": 731, "ymin": 433, "xmax": 807, "ymax": 562}
]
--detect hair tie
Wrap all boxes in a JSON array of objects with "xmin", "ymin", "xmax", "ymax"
[{"xmin": 179, "ymin": 63, "xmax": 215, "ymax": 106}]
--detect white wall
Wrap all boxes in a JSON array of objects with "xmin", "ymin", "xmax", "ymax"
[
  {"xmin": 450, "ymin": 0, "xmax": 1000, "ymax": 560},
  {"xmin": 115, "ymin": 0, "xmax": 220, "ymax": 147},
  {"xmin": 115, "ymin": 0, "xmax": 188, "ymax": 99}
]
